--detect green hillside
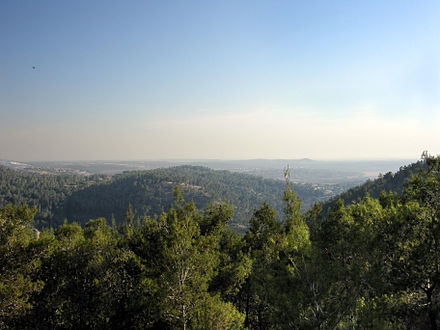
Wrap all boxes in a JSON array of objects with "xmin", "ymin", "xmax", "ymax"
[
  {"xmin": 3, "ymin": 155, "xmax": 440, "ymax": 329},
  {"xmin": 0, "ymin": 165, "xmax": 326, "ymax": 231},
  {"xmin": 320, "ymin": 160, "xmax": 425, "ymax": 213},
  {"xmin": 0, "ymin": 165, "xmax": 104, "ymax": 227}
]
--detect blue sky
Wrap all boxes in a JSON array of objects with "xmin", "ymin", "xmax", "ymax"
[{"xmin": 1, "ymin": 0, "xmax": 439, "ymax": 160}]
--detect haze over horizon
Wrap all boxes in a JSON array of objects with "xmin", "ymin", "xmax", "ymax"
[
  {"xmin": 1, "ymin": 1, "xmax": 439, "ymax": 161},
  {"xmin": 0, "ymin": 156, "xmax": 419, "ymax": 163}
]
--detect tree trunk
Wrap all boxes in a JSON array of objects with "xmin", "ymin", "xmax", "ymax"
[{"xmin": 427, "ymin": 288, "xmax": 437, "ymax": 330}]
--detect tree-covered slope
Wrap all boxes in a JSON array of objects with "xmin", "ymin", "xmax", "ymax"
[
  {"xmin": 4, "ymin": 155, "xmax": 440, "ymax": 329},
  {"xmin": 0, "ymin": 165, "xmax": 326, "ymax": 231},
  {"xmin": 321, "ymin": 160, "xmax": 424, "ymax": 212},
  {"xmin": 0, "ymin": 166, "xmax": 104, "ymax": 227},
  {"xmin": 54, "ymin": 166, "xmax": 327, "ymax": 232}
]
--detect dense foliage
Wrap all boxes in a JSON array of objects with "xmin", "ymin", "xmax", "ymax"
[
  {"xmin": 2, "ymin": 155, "xmax": 440, "ymax": 328},
  {"xmin": 321, "ymin": 160, "xmax": 424, "ymax": 214},
  {"xmin": 0, "ymin": 166, "xmax": 104, "ymax": 227},
  {"xmin": 0, "ymin": 165, "xmax": 325, "ymax": 231}
]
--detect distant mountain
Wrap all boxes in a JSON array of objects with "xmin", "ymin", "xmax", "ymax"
[
  {"xmin": 321, "ymin": 160, "xmax": 424, "ymax": 213},
  {"xmin": 0, "ymin": 165, "xmax": 328, "ymax": 232}
]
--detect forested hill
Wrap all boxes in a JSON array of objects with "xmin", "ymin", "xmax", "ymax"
[
  {"xmin": 0, "ymin": 165, "xmax": 327, "ymax": 231},
  {"xmin": 0, "ymin": 165, "xmax": 104, "ymax": 227},
  {"xmin": 321, "ymin": 160, "xmax": 424, "ymax": 212},
  {"xmin": 4, "ymin": 155, "xmax": 440, "ymax": 329}
]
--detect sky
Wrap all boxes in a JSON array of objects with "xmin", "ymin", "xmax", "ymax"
[{"xmin": 1, "ymin": 0, "xmax": 439, "ymax": 161}]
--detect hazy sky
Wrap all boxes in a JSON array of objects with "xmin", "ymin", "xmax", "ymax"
[{"xmin": 1, "ymin": 0, "xmax": 439, "ymax": 161}]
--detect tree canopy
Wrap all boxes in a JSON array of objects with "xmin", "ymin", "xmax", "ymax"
[{"xmin": 2, "ymin": 155, "xmax": 440, "ymax": 328}]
